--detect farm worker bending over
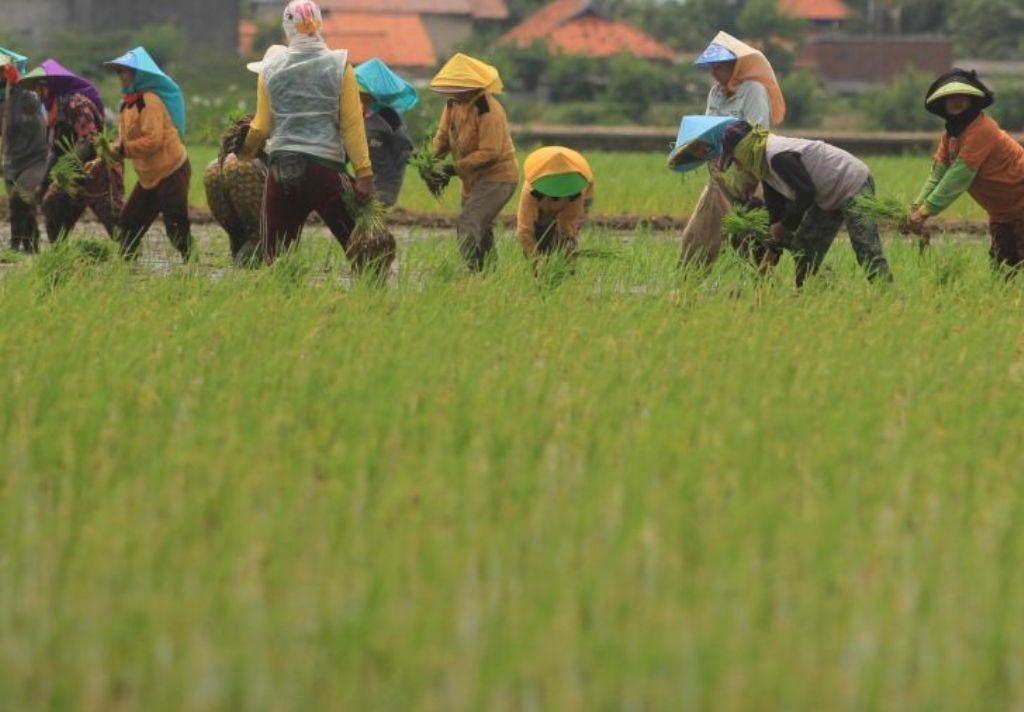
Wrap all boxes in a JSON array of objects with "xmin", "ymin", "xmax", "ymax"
[
  {"xmin": 679, "ymin": 32, "xmax": 786, "ymax": 269},
  {"xmin": 203, "ymin": 47, "xmax": 284, "ymax": 265},
  {"xmin": 105, "ymin": 47, "xmax": 193, "ymax": 261},
  {"xmin": 1, "ymin": 48, "xmax": 48, "ymax": 253},
  {"xmin": 20, "ymin": 60, "xmax": 124, "ymax": 244},
  {"xmin": 430, "ymin": 53, "xmax": 519, "ymax": 272},
  {"xmin": 516, "ymin": 146, "xmax": 593, "ymax": 260},
  {"xmin": 909, "ymin": 70, "xmax": 1024, "ymax": 271},
  {"xmin": 719, "ymin": 120, "xmax": 890, "ymax": 286},
  {"xmin": 242, "ymin": 1, "xmax": 394, "ymax": 276},
  {"xmin": 355, "ymin": 58, "xmax": 417, "ymax": 207}
]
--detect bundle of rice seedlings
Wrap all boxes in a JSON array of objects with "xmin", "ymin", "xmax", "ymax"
[
  {"xmin": 93, "ymin": 126, "xmax": 119, "ymax": 167},
  {"xmin": 721, "ymin": 205, "xmax": 771, "ymax": 242},
  {"xmin": 51, "ymin": 136, "xmax": 86, "ymax": 198},
  {"xmin": 850, "ymin": 192, "xmax": 934, "ymax": 252},
  {"xmin": 343, "ymin": 188, "xmax": 395, "ymax": 277},
  {"xmin": 409, "ymin": 127, "xmax": 452, "ymax": 199},
  {"xmin": 850, "ymin": 193, "xmax": 908, "ymax": 229}
]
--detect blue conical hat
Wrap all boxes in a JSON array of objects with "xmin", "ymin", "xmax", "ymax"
[
  {"xmin": 355, "ymin": 58, "xmax": 419, "ymax": 113},
  {"xmin": 667, "ymin": 115, "xmax": 738, "ymax": 173},
  {"xmin": 106, "ymin": 46, "xmax": 186, "ymax": 137},
  {"xmin": 0, "ymin": 47, "xmax": 28, "ymax": 75}
]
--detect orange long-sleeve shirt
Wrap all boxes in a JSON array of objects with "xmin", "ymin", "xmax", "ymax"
[
  {"xmin": 118, "ymin": 92, "xmax": 187, "ymax": 189},
  {"xmin": 432, "ymin": 93, "xmax": 518, "ymax": 195},
  {"xmin": 244, "ymin": 63, "xmax": 372, "ymax": 178}
]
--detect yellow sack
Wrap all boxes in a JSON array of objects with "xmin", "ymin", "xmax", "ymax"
[{"xmin": 430, "ymin": 53, "xmax": 503, "ymax": 94}]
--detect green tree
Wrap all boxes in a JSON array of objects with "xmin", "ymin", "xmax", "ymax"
[
  {"xmin": 861, "ymin": 70, "xmax": 939, "ymax": 130},
  {"xmin": 603, "ymin": 54, "xmax": 675, "ymax": 121},
  {"xmin": 490, "ymin": 42, "xmax": 552, "ymax": 92},
  {"xmin": 951, "ymin": 0, "xmax": 1024, "ymax": 59},
  {"xmin": 547, "ymin": 55, "xmax": 601, "ymax": 102}
]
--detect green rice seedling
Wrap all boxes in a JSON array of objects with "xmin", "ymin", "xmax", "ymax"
[
  {"xmin": 344, "ymin": 191, "xmax": 388, "ymax": 239},
  {"xmin": 851, "ymin": 192, "xmax": 908, "ymax": 229},
  {"xmin": 721, "ymin": 204, "xmax": 771, "ymax": 242},
  {"xmin": 409, "ymin": 125, "xmax": 453, "ymax": 200},
  {"xmin": 3, "ymin": 225, "xmax": 1024, "ymax": 709},
  {"xmin": 32, "ymin": 238, "xmax": 115, "ymax": 295},
  {"xmin": 850, "ymin": 192, "xmax": 935, "ymax": 251},
  {"xmin": 343, "ymin": 189, "xmax": 394, "ymax": 279},
  {"xmin": 93, "ymin": 126, "xmax": 119, "ymax": 167},
  {"xmin": 50, "ymin": 136, "xmax": 86, "ymax": 198}
]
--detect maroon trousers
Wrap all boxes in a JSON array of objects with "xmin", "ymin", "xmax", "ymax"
[{"xmin": 261, "ymin": 157, "xmax": 356, "ymax": 264}]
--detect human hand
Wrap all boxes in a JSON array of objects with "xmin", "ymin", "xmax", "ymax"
[
  {"xmin": 354, "ymin": 176, "xmax": 375, "ymax": 205},
  {"xmin": 907, "ymin": 207, "xmax": 929, "ymax": 234}
]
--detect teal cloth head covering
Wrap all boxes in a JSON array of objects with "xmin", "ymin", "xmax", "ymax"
[
  {"xmin": 106, "ymin": 47, "xmax": 186, "ymax": 137},
  {"xmin": 355, "ymin": 58, "xmax": 419, "ymax": 114},
  {"xmin": 667, "ymin": 115, "xmax": 739, "ymax": 173}
]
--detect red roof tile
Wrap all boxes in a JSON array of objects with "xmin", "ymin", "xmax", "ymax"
[
  {"xmin": 322, "ymin": 13, "xmax": 437, "ymax": 68},
  {"xmin": 322, "ymin": 0, "xmax": 507, "ymax": 20},
  {"xmin": 779, "ymin": 0, "xmax": 851, "ymax": 21},
  {"xmin": 549, "ymin": 17, "xmax": 675, "ymax": 60},
  {"xmin": 501, "ymin": 0, "xmax": 675, "ymax": 61},
  {"xmin": 502, "ymin": 0, "xmax": 588, "ymax": 44}
]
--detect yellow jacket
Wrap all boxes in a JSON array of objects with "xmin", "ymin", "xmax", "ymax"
[
  {"xmin": 432, "ymin": 93, "xmax": 518, "ymax": 194},
  {"xmin": 244, "ymin": 64, "xmax": 372, "ymax": 178},
  {"xmin": 516, "ymin": 147, "xmax": 594, "ymax": 254},
  {"xmin": 516, "ymin": 185, "xmax": 593, "ymax": 255},
  {"xmin": 118, "ymin": 91, "xmax": 188, "ymax": 189}
]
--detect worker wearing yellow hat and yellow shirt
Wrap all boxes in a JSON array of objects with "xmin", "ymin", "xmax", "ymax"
[
  {"xmin": 516, "ymin": 146, "xmax": 593, "ymax": 260},
  {"xmin": 429, "ymin": 53, "xmax": 519, "ymax": 272}
]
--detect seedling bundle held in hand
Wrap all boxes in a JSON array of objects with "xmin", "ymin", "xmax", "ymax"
[
  {"xmin": 721, "ymin": 205, "xmax": 771, "ymax": 243},
  {"xmin": 93, "ymin": 126, "xmax": 119, "ymax": 168},
  {"xmin": 850, "ymin": 193, "xmax": 931, "ymax": 251},
  {"xmin": 343, "ymin": 186, "xmax": 394, "ymax": 276},
  {"xmin": 410, "ymin": 126, "xmax": 453, "ymax": 200},
  {"xmin": 50, "ymin": 136, "xmax": 86, "ymax": 198}
]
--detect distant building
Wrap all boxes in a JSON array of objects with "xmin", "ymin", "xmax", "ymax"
[
  {"xmin": 244, "ymin": 0, "xmax": 507, "ymax": 73},
  {"xmin": 779, "ymin": 0, "xmax": 852, "ymax": 29},
  {"xmin": 500, "ymin": 0, "xmax": 676, "ymax": 61},
  {"xmin": 7, "ymin": 0, "xmax": 238, "ymax": 50},
  {"xmin": 797, "ymin": 36, "xmax": 954, "ymax": 91}
]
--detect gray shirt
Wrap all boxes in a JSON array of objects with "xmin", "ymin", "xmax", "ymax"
[
  {"xmin": 706, "ymin": 81, "xmax": 772, "ymax": 128},
  {"xmin": 365, "ymin": 108, "xmax": 414, "ymax": 207},
  {"xmin": 1, "ymin": 86, "xmax": 49, "ymax": 183},
  {"xmin": 764, "ymin": 135, "xmax": 870, "ymax": 211}
]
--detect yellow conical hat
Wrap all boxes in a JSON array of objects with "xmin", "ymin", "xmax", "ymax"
[{"xmin": 430, "ymin": 53, "xmax": 503, "ymax": 94}]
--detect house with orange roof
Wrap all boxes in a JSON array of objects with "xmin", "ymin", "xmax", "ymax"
[
  {"xmin": 499, "ymin": 0, "xmax": 676, "ymax": 62},
  {"xmin": 779, "ymin": 0, "xmax": 851, "ymax": 29},
  {"xmin": 243, "ymin": 0, "xmax": 508, "ymax": 73}
]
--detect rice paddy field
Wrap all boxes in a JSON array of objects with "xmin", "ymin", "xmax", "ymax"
[{"xmin": 2, "ymin": 209, "xmax": 1024, "ymax": 709}]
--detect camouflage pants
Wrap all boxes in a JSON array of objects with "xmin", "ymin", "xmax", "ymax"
[{"xmin": 789, "ymin": 178, "xmax": 891, "ymax": 287}]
